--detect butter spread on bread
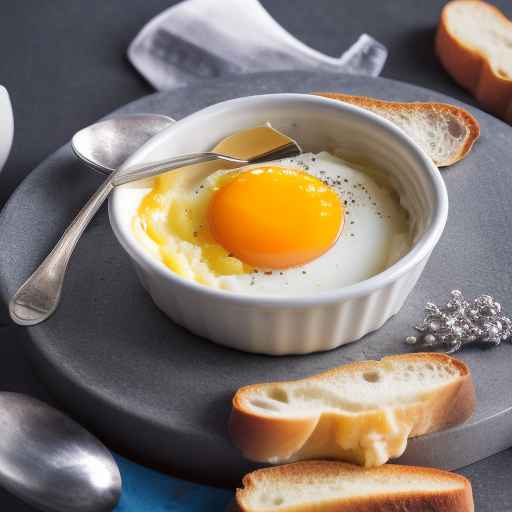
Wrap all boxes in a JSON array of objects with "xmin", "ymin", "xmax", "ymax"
[
  {"xmin": 236, "ymin": 461, "xmax": 474, "ymax": 512},
  {"xmin": 230, "ymin": 353, "xmax": 475, "ymax": 467}
]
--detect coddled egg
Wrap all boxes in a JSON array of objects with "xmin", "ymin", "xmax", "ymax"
[{"xmin": 133, "ymin": 152, "xmax": 411, "ymax": 294}]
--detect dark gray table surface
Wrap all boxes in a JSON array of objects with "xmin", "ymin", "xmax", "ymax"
[{"xmin": 1, "ymin": 1, "xmax": 511, "ymax": 510}]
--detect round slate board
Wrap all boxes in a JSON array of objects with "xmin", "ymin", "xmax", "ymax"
[{"xmin": 1, "ymin": 71, "xmax": 512, "ymax": 487}]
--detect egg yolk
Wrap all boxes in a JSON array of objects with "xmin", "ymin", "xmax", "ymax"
[{"xmin": 208, "ymin": 166, "xmax": 343, "ymax": 269}]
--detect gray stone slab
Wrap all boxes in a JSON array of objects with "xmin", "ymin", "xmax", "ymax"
[{"xmin": 1, "ymin": 71, "xmax": 512, "ymax": 487}]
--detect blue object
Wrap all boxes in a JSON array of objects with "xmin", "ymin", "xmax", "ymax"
[{"xmin": 114, "ymin": 454, "xmax": 232, "ymax": 511}]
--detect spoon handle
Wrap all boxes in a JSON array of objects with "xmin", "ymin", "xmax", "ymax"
[
  {"xmin": 9, "ymin": 176, "xmax": 114, "ymax": 326},
  {"xmin": 113, "ymin": 152, "xmax": 247, "ymax": 186}
]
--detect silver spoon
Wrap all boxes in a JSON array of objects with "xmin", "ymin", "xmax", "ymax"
[
  {"xmin": 9, "ymin": 121, "xmax": 300, "ymax": 326},
  {"xmin": 8, "ymin": 113, "xmax": 175, "ymax": 326},
  {"xmin": 0, "ymin": 392, "xmax": 121, "ymax": 512}
]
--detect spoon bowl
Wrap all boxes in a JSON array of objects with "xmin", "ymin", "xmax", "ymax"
[
  {"xmin": 72, "ymin": 114, "xmax": 175, "ymax": 175},
  {"xmin": 0, "ymin": 393, "xmax": 121, "ymax": 512}
]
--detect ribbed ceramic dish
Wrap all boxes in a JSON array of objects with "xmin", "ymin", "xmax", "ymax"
[{"xmin": 109, "ymin": 94, "xmax": 448, "ymax": 355}]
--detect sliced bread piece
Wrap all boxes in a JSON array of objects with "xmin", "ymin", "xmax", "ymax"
[
  {"xmin": 229, "ymin": 353, "xmax": 475, "ymax": 467},
  {"xmin": 314, "ymin": 92, "xmax": 480, "ymax": 167},
  {"xmin": 436, "ymin": 0, "xmax": 512, "ymax": 123},
  {"xmin": 236, "ymin": 461, "xmax": 474, "ymax": 512}
]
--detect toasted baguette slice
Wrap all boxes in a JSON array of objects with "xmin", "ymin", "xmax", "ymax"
[
  {"xmin": 436, "ymin": 0, "xmax": 512, "ymax": 123},
  {"xmin": 229, "ymin": 353, "xmax": 475, "ymax": 467},
  {"xmin": 236, "ymin": 461, "xmax": 474, "ymax": 512},
  {"xmin": 314, "ymin": 92, "xmax": 480, "ymax": 167}
]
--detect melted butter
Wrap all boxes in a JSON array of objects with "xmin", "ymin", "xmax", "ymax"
[{"xmin": 268, "ymin": 407, "xmax": 415, "ymax": 467}]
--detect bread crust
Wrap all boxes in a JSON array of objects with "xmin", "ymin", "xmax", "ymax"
[
  {"xmin": 436, "ymin": 0, "xmax": 512, "ymax": 124},
  {"xmin": 236, "ymin": 461, "xmax": 474, "ymax": 512},
  {"xmin": 229, "ymin": 353, "xmax": 476, "ymax": 465},
  {"xmin": 313, "ymin": 92, "xmax": 480, "ymax": 166}
]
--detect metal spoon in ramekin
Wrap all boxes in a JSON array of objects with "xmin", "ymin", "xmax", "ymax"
[{"xmin": 9, "ymin": 117, "xmax": 300, "ymax": 326}]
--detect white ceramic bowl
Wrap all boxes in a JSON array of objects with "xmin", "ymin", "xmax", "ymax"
[{"xmin": 109, "ymin": 94, "xmax": 448, "ymax": 355}]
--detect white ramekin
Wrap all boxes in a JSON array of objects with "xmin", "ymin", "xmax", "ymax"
[{"xmin": 109, "ymin": 94, "xmax": 448, "ymax": 355}]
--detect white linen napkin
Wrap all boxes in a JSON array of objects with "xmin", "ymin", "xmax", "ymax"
[{"xmin": 128, "ymin": 0, "xmax": 387, "ymax": 91}]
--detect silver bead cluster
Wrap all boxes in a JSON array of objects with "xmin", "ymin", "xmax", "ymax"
[{"xmin": 405, "ymin": 290, "xmax": 512, "ymax": 354}]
